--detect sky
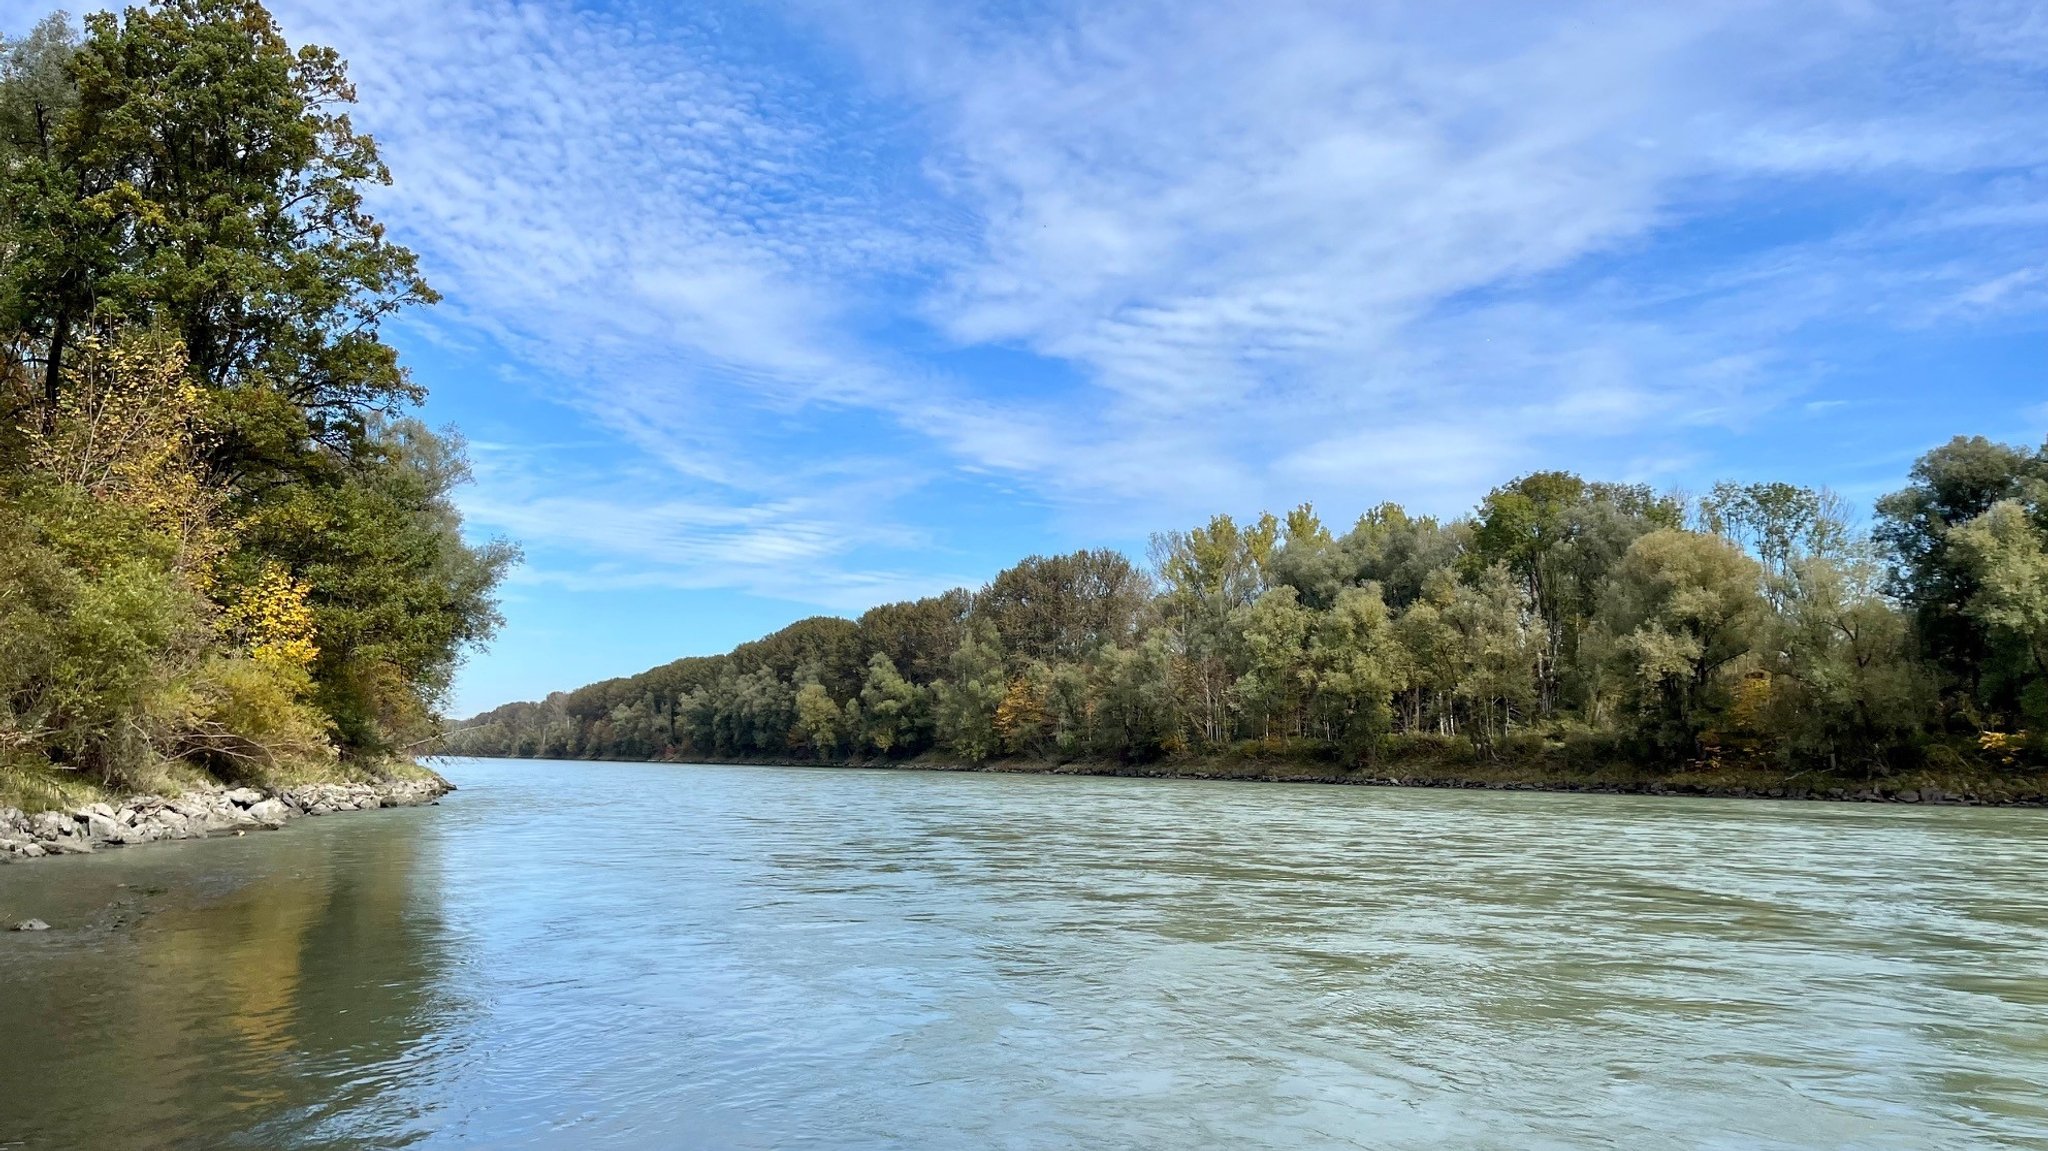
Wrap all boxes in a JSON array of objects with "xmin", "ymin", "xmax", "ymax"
[{"xmin": 14, "ymin": 0, "xmax": 2044, "ymax": 714}]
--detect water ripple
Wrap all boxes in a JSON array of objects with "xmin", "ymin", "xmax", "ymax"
[{"xmin": 2, "ymin": 760, "xmax": 2046, "ymax": 1149}]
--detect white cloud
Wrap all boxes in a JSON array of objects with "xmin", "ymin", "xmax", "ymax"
[
  {"xmin": 779, "ymin": 0, "xmax": 2046, "ymax": 520},
  {"xmin": 253, "ymin": 0, "xmax": 2047, "ymax": 590},
  {"xmin": 459, "ymin": 446, "xmax": 970, "ymax": 610},
  {"xmin": 263, "ymin": 0, "xmax": 973, "ymax": 596}
]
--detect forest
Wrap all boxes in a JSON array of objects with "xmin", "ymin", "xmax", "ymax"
[
  {"xmin": 0, "ymin": 2, "xmax": 512, "ymax": 808},
  {"xmin": 448, "ymin": 441, "xmax": 2048, "ymax": 783}
]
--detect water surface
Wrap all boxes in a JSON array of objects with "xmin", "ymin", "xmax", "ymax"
[{"xmin": 2, "ymin": 758, "xmax": 2046, "ymax": 1149}]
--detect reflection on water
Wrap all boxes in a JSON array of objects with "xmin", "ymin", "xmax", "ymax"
[
  {"xmin": 3, "ymin": 759, "xmax": 2047, "ymax": 1149},
  {"xmin": 0, "ymin": 802, "xmax": 459, "ymax": 1149}
]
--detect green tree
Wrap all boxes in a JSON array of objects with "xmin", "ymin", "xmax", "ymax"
[
  {"xmin": 1392, "ymin": 573, "xmax": 1460, "ymax": 735},
  {"xmin": 1234, "ymin": 585, "xmax": 1313, "ymax": 738},
  {"xmin": 1152, "ymin": 512, "xmax": 1278, "ymax": 745},
  {"xmin": 1443, "ymin": 565, "xmax": 1542, "ymax": 748},
  {"xmin": 1273, "ymin": 502, "xmax": 1469, "ymax": 612},
  {"xmin": 1309, "ymin": 584, "xmax": 1404, "ymax": 760},
  {"xmin": 1768, "ymin": 553, "xmax": 1932, "ymax": 773},
  {"xmin": 1876, "ymin": 436, "xmax": 2048, "ymax": 721},
  {"xmin": 0, "ymin": 3, "xmax": 511, "ymax": 779},
  {"xmin": 792, "ymin": 681, "xmax": 843, "ymax": 760},
  {"xmin": 1087, "ymin": 631, "xmax": 1176, "ymax": 760},
  {"xmin": 1949, "ymin": 497, "xmax": 2048, "ymax": 729},
  {"xmin": 243, "ymin": 419, "xmax": 516, "ymax": 757},
  {"xmin": 934, "ymin": 626, "xmax": 1006, "ymax": 764},
  {"xmin": 973, "ymin": 548, "xmax": 1148, "ymax": 667},
  {"xmin": 1700, "ymin": 481, "xmax": 1853, "ymax": 608},
  {"xmin": 1599, "ymin": 530, "xmax": 1769, "ymax": 757},
  {"xmin": 1472, "ymin": 475, "xmax": 1683, "ymax": 707},
  {"xmin": 858, "ymin": 653, "xmax": 923, "ymax": 756},
  {"xmin": 856, "ymin": 589, "xmax": 970, "ymax": 685},
  {"xmin": 2, "ymin": 1, "xmax": 433, "ymax": 449}
]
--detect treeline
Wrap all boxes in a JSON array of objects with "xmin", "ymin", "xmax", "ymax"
[
  {"xmin": 449, "ymin": 438, "xmax": 2048, "ymax": 778},
  {"xmin": 0, "ymin": 3, "xmax": 511, "ymax": 795}
]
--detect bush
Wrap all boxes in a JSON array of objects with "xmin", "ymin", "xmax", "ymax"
[
  {"xmin": 0, "ymin": 487, "xmax": 209, "ymax": 787},
  {"xmin": 1560, "ymin": 725, "xmax": 1626, "ymax": 770},
  {"xmin": 176, "ymin": 658, "xmax": 336, "ymax": 784},
  {"xmin": 1377, "ymin": 732, "xmax": 1479, "ymax": 766},
  {"xmin": 1229, "ymin": 736, "xmax": 1333, "ymax": 762}
]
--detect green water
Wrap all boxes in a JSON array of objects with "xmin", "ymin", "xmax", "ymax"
[{"xmin": 2, "ymin": 758, "xmax": 2045, "ymax": 1149}]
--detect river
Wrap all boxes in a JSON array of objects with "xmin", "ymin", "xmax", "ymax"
[{"xmin": 1, "ymin": 758, "xmax": 2045, "ymax": 1149}]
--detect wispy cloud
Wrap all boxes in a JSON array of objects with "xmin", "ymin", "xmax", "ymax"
[
  {"xmin": 780, "ymin": 0, "xmax": 2045, "ymax": 518},
  {"xmin": 268, "ymin": 0, "xmax": 964, "ymax": 594},
  {"xmin": 258, "ymin": 0, "xmax": 2046, "ymax": 600}
]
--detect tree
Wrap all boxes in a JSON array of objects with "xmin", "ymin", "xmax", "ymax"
[
  {"xmin": 934, "ymin": 626, "xmax": 1006, "ymax": 764},
  {"xmin": 1309, "ymin": 584, "xmax": 1404, "ymax": 760},
  {"xmin": 857, "ymin": 589, "xmax": 970, "ymax": 685},
  {"xmin": 792, "ymin": 681, "xmax": 842, "ymax": 760},
  {"xmin": 994, "ymin": 665, "xmax": 1056, "ymax": 757},
  {"xmin": 0, "ymin": 3, "xmax": 510, "ymax": 778},
  {"xmin": 1949, "ymin": 498, "xmax": 2048, "ymax": 729},
  {"xmin": 1876, "ymin": 436, "xmax": 2048, "ymax": 717},
  {"xmin": 1234, "ymin": 586, "xmax": 1313, "ymax": 738},
  {"xmin": 1471, "ymin": 473, "xmax": 1682, "ymax": 713},
  {"xmin": 1393, "ymin": 574, "xmax": 1459, "ymax": 736},
  {"xmin": 1087, "ymin": 632, "xmax": 1176, "ymax": 760},
  {"xmin": 1, "ymin": 1, "xmax": 434, "ymax": 454},
  {"xmin": 858, "ymin": 653, "xmax": 923, "ymax": 756},
  {"xmin": 1768, "ymin": 553, "xmax": 1932, "ymax": 773},
  {"xmin": 974, "ymin": 549, "xmax": 1147, "ymax": 667},
  {"xmin": 1443, "ymin": 565, "xmax": 1542, "ymax": 748},
  {"xmin": 242, "ymin": 419, "xmax": 516, "ymax": 757},
  {"xmin": 1152, "ymin": 512, "xmax": 1278, "ymax": 745},
  {"xmin": 731, "ymin": 616, "xmax": 863, "ymax": 700},
  {"xmin": 1700, "ymin": 481, "xmax": 1853, "ymax": 607},
  {"xmin": 0, "ymin": 332, "xmax": 334, "ymax": 784},
  {"xmin": 1599, "ymin": 530, "xmax": 1769, "ymax": 757}
]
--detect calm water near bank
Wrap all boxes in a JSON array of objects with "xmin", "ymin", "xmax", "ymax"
[{"xmin": 2, "ymin": 758, "xmax": 2046, "ymax": 1149}]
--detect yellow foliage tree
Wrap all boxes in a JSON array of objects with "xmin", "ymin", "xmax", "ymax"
[
  {"xmin": 995, "ymin": 673, "xmax": 1051, "ymax": 756},
  {"xmin": 222, "ymin": 562, "xmax": 320, "ymax": 676},
  {"xmin": 19, "ymin": 330, "xmax": 224, "ymax": 580}
]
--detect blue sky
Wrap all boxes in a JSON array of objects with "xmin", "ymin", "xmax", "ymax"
[{"xmin": 37, "ymin": 0, "xmax": 2048, "ymax": 714}]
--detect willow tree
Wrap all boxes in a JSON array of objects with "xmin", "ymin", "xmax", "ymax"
[{"xmin": 1599, "ymin": 530, "xmax": 1769, "ymax": 757}]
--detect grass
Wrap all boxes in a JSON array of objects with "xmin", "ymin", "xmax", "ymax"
[{"xmin": 0, "ymin": 758, "xmax": 112, "ymax": 814}]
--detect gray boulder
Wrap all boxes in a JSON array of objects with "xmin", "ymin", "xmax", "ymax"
[{"xmin": 29, "ymin": 811, "xmax": 69, "ymax": 840}]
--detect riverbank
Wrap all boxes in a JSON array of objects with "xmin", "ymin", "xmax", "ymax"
[
  {"xmin": 0, "ymin": 773, "xmax": 454, "ymax": 866},
  {"xmin": 936, "ymin": 757, "xmax": 2048, "ymax": 806},
  {"xmin": 470, "ymin": 751, "xmax": 2048, "ymax": 807}
]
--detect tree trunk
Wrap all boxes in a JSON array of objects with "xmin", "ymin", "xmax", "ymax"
[{"xmin": 41, "ymin": 310, "xmax": 70, "ymax": 432}]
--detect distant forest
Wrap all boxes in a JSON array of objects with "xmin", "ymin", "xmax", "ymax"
[{"xmin": 448, "ymin": 437, "xmax": 2048, "ymax": 779}]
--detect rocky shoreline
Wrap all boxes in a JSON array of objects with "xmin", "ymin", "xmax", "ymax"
[{"xmin": 0, "ymin": 775, "xmax": 454, "ymax": 865}]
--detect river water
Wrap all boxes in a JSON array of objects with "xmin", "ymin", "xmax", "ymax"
[{"xmin": 2, "ymin": 758, "xmax": 2045, "ymax": 1149}]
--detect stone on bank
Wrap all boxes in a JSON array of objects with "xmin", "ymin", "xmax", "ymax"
[{"xmin": 0, "ymin": 775, "xmax": 453, "ymax": 865}]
